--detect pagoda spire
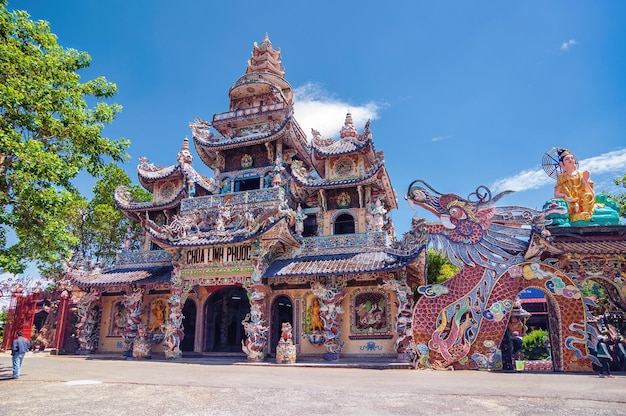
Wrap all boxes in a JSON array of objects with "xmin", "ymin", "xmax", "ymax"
[
  {"xmin": 246, "ymin": 34, "xmax": 285, "ymax": 77},
  {"xmin": 340, "ymin": 112, "xmax": 358, "ymax": 140}
]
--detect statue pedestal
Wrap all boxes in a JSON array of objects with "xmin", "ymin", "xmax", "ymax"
[
  {"xmin": 323, "ymin": 352, "xmax": 340, "ymax": 361},
  {"xmin": 276, "ymin": 343, "xmax": 296, "ymax": 364},
  {"xmin": 132, "ymin": 338, "xmax": 152, "ymax": 360}
]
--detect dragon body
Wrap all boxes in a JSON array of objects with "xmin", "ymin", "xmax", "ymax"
[{"xmin": 406, "ymin": 180, "xmax": 594, "ymax": 371}]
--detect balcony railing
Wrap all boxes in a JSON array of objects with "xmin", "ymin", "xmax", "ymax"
[
  {"xmin": 300, "ymin": 232, "xmax": 389, "ymax": 255},
  {"xmin": 180, "ymin": 187, "xmax": 286, "ymax": 213}
]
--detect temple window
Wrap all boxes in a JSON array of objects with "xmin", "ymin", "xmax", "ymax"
[
  {"xmin": 234, "ymin": 176, "xmax": 260, "ymax": 192},
  {"xmin": 334, "ymin": 213, "xmax": 355, "ymax": 235},
  {"xmin": 302, "ymin": 214, "xmax": 317, "ymax": 237},
  {"xmin": 349, "ymin": 289, "xmax": 392, "ymax": 339}
]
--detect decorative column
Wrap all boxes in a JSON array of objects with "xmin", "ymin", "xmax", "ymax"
[
  {"xmin": 311, "ymin": 277, "xmax": 346, "ymax": 361},
  {"xmin": 241, "ymin": 257, "xmax": 269, "ymax": 361},
  {"xmin": 380, "ymin": 273, "xmax": 414, "ymax": 360},
  {"xmin": 120, "ymin": 287, "xmax": 144, "ymax": 357},
  {"xmin": 74, "ymin": 290, "xmax": 101, "ymax": 354},
  {"xmin": 53, "ymin": 290, "xmax": 71, "ymax": 353},
  {"xmin": 162, "ymin": 261, "xmax": 187, "ymax": 359}
]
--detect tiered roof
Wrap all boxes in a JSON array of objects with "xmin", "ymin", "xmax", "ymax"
[
  {"xmin": 246, "ymin": 33, "xmax": 284, "ymax": 77},
  {"xmin": 114, "ymin": 138, "xmax": 217, "ymax": 222}
]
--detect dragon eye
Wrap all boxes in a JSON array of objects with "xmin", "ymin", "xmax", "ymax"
[
  {"xmin": 449, "ymin": 207, "xmax": 466, "ymax": 219},
  {"xmin": 411, "ymin": 189, "xmax": 426, "ymax": 202}
]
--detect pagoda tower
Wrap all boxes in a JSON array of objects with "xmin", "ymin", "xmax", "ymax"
[{"xmin": 65, "ymin": 35, "xmax": 425, "ymax": 362}]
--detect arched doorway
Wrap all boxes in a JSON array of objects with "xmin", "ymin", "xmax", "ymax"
[
  {"xmin": 180, "ymin": 299, "xmax": 196, "ymax": 352},
  {"xmin": 270, "ymin": 295, "xmax": 293, "ymax": 355},
  {"xmin": 204, "ymin": 287, "xmax": 250, "ymax": 352},
  {"xmin": 481, "ymin": 262, "xmax": 586, "ymax": 372},
  {"xmin": 502, "ymin": 288, "xmax": 557, "ymax": 372},
  {"xmin": 334, "ymin": 213, "xmax": 355, "ymax": 235}
]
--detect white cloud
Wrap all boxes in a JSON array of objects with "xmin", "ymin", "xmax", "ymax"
[
  {"xmin": 431, "ymin": 136, "xmax": 448, "ymax": 142},
  {"xmin": 578, "ymin": 148, "xmax": 626, "ymax": 174},
  {"xmin": 491, "ymin": 148, "xmax": 626, "ymax": 193},
  {"xmin": 560, "ymin": 39, "xmax": 577, "ymax": 51},
  {"xmin": 293, "ymin": 82, "xmax": 379, "ymax": 140},
  {"xmin": 491, "ymin": 168, "xmax": 549, "ymax": 193}
]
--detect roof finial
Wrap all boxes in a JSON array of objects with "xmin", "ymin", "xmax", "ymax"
[
  {"xmin": 177, "ymin": 137, "xmax": 193, "ymax": 165},
  {"xmin": 246, "ymin": 34, "xmax": 284, "ymax": 77},
  {"xmin": 340, "ymin": 111, "xmax": 358, "ymax": 139}
]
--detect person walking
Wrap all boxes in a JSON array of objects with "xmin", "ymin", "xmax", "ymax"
[
  {"xmin": 596, "ymin": 335, "xmax": 613, "ymax": 378},
  {"xmin": 11, "ymin": 330, "xmax": 31, "ymax": 379},
  {"xmin": 617, "ymin": 335, "xmax": 626, "ymax": 372}
]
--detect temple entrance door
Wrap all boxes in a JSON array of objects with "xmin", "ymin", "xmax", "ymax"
[
  {"xmin": 181, "ymin": 299, "xmax": 196, "ymax": 352},
  {"xmin": 270, "ymin": 296, "xmax": 293, "ymax": 355},
  {"xmin": 204, "ymin": 287, "xmax": 250, "ymax": 352}
]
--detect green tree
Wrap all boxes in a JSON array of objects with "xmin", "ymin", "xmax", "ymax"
[
  {"xmin": 608, "ymin": 174, "xmax": 626, "ymax": 218},
  {"xmin": 426, "ymin": 247, "xmax": 458, "ymax": 285},
  {"xmin": 522, "ymin": 329, "xmax": 549, "ymax": 361},
  {"xmin": 0, "ymin": 2, "xmax": 129, "ymax": 274},
  {"xmin": 42, "ymin": 163, "xmax": 152, "ymax": 280}
]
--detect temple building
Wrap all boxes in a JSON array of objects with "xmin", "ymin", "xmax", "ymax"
[
  {"xmin": 66, "ymin": 35, "xmax": 425, "ymax": 361},
  {"xmin": 52, "ymin": 36, "xmax": 626, "ymax": 372}
]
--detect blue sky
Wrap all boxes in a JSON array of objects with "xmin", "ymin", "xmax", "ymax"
[{"xmin": 10, "ymin": 1, "xmax": 626, "ymax": 236}]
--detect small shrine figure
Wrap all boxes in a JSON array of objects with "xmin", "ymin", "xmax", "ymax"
[
  {"xmin": 123, "ymin": 226, "xmax": 135, "ymax": 251},
  {"xmin": 188, "ymin": 178, "xmax": 196, "ymax": 197},
  {"xmin": 276, "ymin": 322, "xmax": 296, "ymax": 364},
  {"xmin": 220, "ymin": 177, "xmax": 231, "ymax": 194},
  {"xmin": 132, "ymin": 323, "xmax": 152, "ymax": 360},
  {"xmin": 295, "ymin": 204, "xmax": 307, "ymax": 236},
  {"xmin": 272, "ymin": 156, "xmax": 285, "ymax": 187},
  {"xmin": 148, "ymin": 299, "xmax": 167, "ymax": 330},
  {"xmin": 372, "ymin": 198, "xmax": 386, "ymax": 231}
]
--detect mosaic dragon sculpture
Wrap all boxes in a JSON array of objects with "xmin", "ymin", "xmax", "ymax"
[{"xmin": 406, "ymin": 180, "xmax": 595, "ymax": 371}]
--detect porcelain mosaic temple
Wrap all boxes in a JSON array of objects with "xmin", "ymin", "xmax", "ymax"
[
  {"xmin": 66, "ymin": 35, "xmax": 425, "ymax": 361},
  {"xmin": 54, "ymin": 36, "xmax": 626, "ymax": 371}
]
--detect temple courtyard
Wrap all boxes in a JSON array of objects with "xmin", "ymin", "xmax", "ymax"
[{"xmin": 1, "ymin": 351, "xmax": 624, "ymax": 415}]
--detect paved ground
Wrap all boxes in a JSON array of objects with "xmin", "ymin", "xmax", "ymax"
[{"xmin": 1, "ymin": 351, "xmax": 625, "ymax": 416}]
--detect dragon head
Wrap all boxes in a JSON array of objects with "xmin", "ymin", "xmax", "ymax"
[
  {"xmin": 405, "ymin": 180, "xmax": 526, "ymax": 268},
  {"xmin": 406, "ymin": 180, "xmax": 498, "ymax": 240}
]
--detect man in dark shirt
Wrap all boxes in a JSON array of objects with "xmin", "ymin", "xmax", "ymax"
[
  {"xmin": 511, "ymin": 331, "xmax": 523, "ymax": 361},
  {"xmin": 12, "ymin": 330, "xmax": 31, "ymax": 379}
]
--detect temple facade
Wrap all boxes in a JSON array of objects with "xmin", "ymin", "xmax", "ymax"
[{"xmin": 66, "ymin": 35, "xmax": 425, "ymax": 361}]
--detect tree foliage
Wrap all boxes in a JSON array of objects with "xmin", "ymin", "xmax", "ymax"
[
  {"xmin": 0, "ymin": 2, "xmax": 129, "ymax": 274},
  {"xmin": 41, "ymin": 163, "xmax": 151, "ymax": 280},
  {"xmin": 607, "ymin": 174, "xmax": 626, "ymax": 218},
  {"xmin": 522, "ymin": 329, "xmax": 549, "ymax": 361},
  {"xmin": 426, "ymin": 247, "xmax": 458, "ymax": 285}
]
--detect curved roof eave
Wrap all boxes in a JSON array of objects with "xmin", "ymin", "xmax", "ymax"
[
  {"xmin": 193, "ymin": 117, "xmax": 313, "ymax": 167},
  {"xmin": 291, "ymin": 162, "xmax": 385, "ymax": 189},
  {"xmin": 311, "ymin": 136, "xmax": 373, "ymax": 157},
  {"xmin": 115, "ymin": 185, "xmax": 186, "ymax": 213},
  {"xmin": 263, "ymin": 249, "xmax": 422, "ymax": 279}
]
